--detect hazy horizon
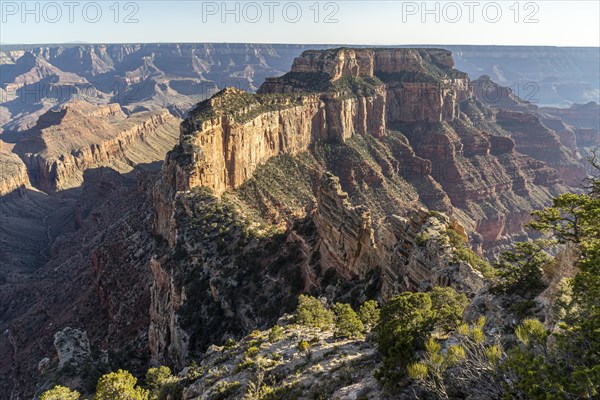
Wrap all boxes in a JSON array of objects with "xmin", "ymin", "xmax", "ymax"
[
  {"xmin": 1, "ymin": 1, "xmax": 599, "ymax": 46},
  {"xmin": 1, "ymin": 42, "xmax": 600, "ymax": 48}
]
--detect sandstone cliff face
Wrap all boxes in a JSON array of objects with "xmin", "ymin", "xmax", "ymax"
[
  {"xmin": 312, "ymin": 172, "xmax": 483, "ymax": 298},
  {"xmin": 154, "ymin": 83, "xmax": 388, "ymax": 241},
  {"xmin": 15, "ymin": 102, "xmax": 180, "ymax": 192},
  {"xmin": 286, "ymin": 48, "xmax": 456, "ymax": 80},
  {"xmin": 314, "ymin": 173, "xmax": 376, "ymax": 279},
  {"xmin": 495, "ymin": 110, "xmax": 587, "ymax": 185},
  {"xmin": 0, "ymin": 143, "xmax": 31, "ymax": 195},
  {"xmin": 167, "ymin": 90, "xmax": 323, "ymax": 195},
  {"xmin": 385, "ymin": 79, "xmax": 471, "ymax": 123},
  {"xmin": 263, "ymin": 48, "xmax": 471, "ymax": 123},
  {"xmin": 148, "ymin": 258, "xmax": 189, "ymax": 368},
  {"xmin": 155, "ymin": 47, "xmax": 576, "ymax": 253},
  {"xmin": 289, "ymin": 48, "xmax": 376, "ymax": 79},
  {"xmin": 157, "ymin": 48, "xmax": 472, "ymax": 218}
]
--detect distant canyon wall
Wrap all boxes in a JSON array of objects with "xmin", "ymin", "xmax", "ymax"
[{"xmin": 15, "ymin": 104, "xmax": 181, "ymax": 192}]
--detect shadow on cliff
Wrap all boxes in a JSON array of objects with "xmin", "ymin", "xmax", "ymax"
[{"xmin": 0, "ymin": 164, "xmax": 162, "ymax": 397}]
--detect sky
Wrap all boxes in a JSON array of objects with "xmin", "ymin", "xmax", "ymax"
[{"xmin": 0, "ymin": 0, "xmax": 599, "ymax": 46}]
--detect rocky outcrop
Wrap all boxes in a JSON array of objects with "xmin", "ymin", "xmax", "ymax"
[
  {"xmin": 53, "ymin": 327, "xmax": 91, "ymax": 369},
  {"xmin": 0, "ymin": 143, "xmax": 31, "ymax": 195},
  {"xmin": 385, "ymin": 79, "xmax": 471, "ymax": 123},
  {"xmin": 376, "ymin": 211, "xmax": 484, "ymax": 298},
  {"xmin": 537, "ymin": 243, "xmax": 580, "ymax": 328},
  {"xmin": 15, "ymin": 102, "xmax": 180, "ymax": 192},
  {"xmin": 540, "ymin": 102, "xmax": 599, "ymax": 149},
  {"xmin": 541, "ymin": 102, "xmax": 600, "ymax": 131},
  {"xmin": 472, "ymin": 75, "xmax": 535, "ymax": 112},
  {"xmin": 157, "ymin": 48, "xmax": 473, "ymax": 217},
  {"xmin": 165, "ymin": 90, "xmax": 323, "ymax": 196},
  {"xmin": 314, "ymin": 173, "xmax": 377, "ymax": 279},
  {"xmin": 313, "ymin": 172, "xmax": 483, "ymax": 297},
  {"xmin": 155, "ymin": 48, "xmax": 579, "ymax": 252},
  {"xmin": 472, "ymin": 76, "xmax": 594, "ymax": 186},
  {"xmin": 181, "ymin": 315, "xmax": 384, "ymax": 400},
  {"xmin": 149, "ymin": 258, "xmax": 189, "ymax": 368},
  {"xmin": 263, "ymin": 48, "xmax": 472, "ymax": 123}
]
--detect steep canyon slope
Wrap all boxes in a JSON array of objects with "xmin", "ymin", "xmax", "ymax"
[{"xmin": 0, "ymin": 47, "xmax": 597, "ymax": 398}]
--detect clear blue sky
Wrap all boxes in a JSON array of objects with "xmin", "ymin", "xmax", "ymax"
[{"xmin": 1, "ymin": 1, "xmax": 598, "ymax": 46}]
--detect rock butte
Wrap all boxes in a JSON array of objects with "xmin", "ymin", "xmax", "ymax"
[
  {"xmin": 155, "ymin": 48, "xmax": 567, "ymax": 249},
  {"xmin": 162, "ymin": 48, "xmax": 471, "ymax": 196}
]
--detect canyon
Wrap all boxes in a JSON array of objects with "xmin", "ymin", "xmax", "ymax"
[
  {"xmin": 15, "ymin": 101, "xmax": 180, "ymax": 192},
  {"xmin": 155, "ymin": 48, "xmax": 574, "ymax": 250},
  {"xmin": 0, "ymin": 46, "xmax": 598, "ymax": 398}
]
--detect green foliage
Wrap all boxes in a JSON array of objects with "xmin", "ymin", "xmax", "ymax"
[
  {"xmin": 377, "ymin": 292, "xmax": 435, "ymax": 385},
  {"xmin": 515, "ymin": 318, "xmax": 548, "ymax": 348},
  {"xmin": 145, "ymin": 366, "xmax": 182, "ymax": 400},
  {"xmin": 146, "ymin": 366, "xmax": 171, "ymax": 393},
  {"xmin": 408, "ymin": 317, "xmax": 506, "ymax": 398},
  {"xmin": 186, "ymin": 361, "xmax": 205, "ymax": 381},
  {"xmin": 493, "ymin": 240, "xmax": 549, "ymax": 297},
  {"xmin": 329, "ymin": 75, "xmax": 383, "ymax": 97},
  {"xmin": 245, "ymin": 370, "xmax": 276, "ymax": 400},
  {"xmin": 332, "ymin": 303, "xmax": 365, "ymax": 339},
  {"xmin": 245, "ymin": 346, "xmax": 260, "ymax": 358},
  {"xmin": 529, "ymin": 193, "xmax": 600, "ymax": 249},
  {"xmin": 156, "ymin": 380, "xmax": 183, "ymax": 400},
  {"xmin": 509, "ymin": 299, "xmax": 537, "ymax": 319},
  {"xmin": 429, "ymin": 286, "xmax": 469, "ymax": 333},
  {"xmin": 526, "ymin": 178, "xmax": 600, "ymax": 372},
  {"xmin": 358, "ymin": 300, "xmax": 380, "ymax": 331},
  {"xmin": 94, "ymin": 369, "xmax": 149, "ymax": 400},
  {"xmin": 212, "ymin": 380, "xmax": 241, "ymax": 399},
  {"xmin": 297, "ymin": 340, "xmax": 310, "ymax": 353},
  {"xmin": 405, "ymin": 160, "xmax": 600, "ymax": 398},
  {"xmin": 501, "ymin": 168, "xmax": 600, "ymax": 399},
  {"xmin": 446, "ymin": 229, "xmax": 495, "ymax": 279},
  {"xmin": 377, "ymin": 287, "xmax": 469, "ymax": 389},
  {"xmin": 415, "ymin": 232, "xmax": 429, "ymax": 246},
  {"xmin": 236, "ymin": 358, "xmax": 256, "ymax": 372},
  {"xmin": 407, "ymin": 362, "xmax": 429, "ymax": 380},
  {"xmin": 39, "ymin": 386, "xmax": 80, "ymax": 400},
  {"xmin": 268, "ymin": 325, "xmax": 284, "ymax": 343},
  {"xmin": 295, "ymin": 295, "xmax": 334, "ymax": 329},
  {"xmin": 223, "ymin": 338, "xmax": 237, "ymax": 350}
]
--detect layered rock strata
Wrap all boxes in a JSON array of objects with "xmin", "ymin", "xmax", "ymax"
[
  {"xmin": 312, "ymin": 172, "xmax": 484, "ymax": 298},
  {"xmin": 0, "ymin": 142, "xmax": 31, "ymax": 195},
  {"xmin": 314, "ymin": 173, "xmax": 377, "ymax": 279},
  {"xmin": 155, "ymin": 48, "xmax": 577, "ymax": 251},
  {"xmin": 156, "ymin": 48, "xmax": 474, "ymax": 241},
  {"xmin": 15, "ymin": 102, "xmax": 181, "ymax": 191},
  {"xmin": 495, "ymin": 110, "xmax": 586, "ymax": 185}
]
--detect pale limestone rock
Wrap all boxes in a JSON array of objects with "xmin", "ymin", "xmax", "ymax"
[{"xmin": 53, "ymin": 327, "xmax": 91, "ymax": 369}]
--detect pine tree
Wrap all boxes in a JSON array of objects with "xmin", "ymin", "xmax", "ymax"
[
  {"xmin": 333, "ymin": 303, "xmax": 365, "ymax": 338},
  {"xmin": 39, "ymin": 386, "xmax": 80, "ymax": 400},
  {"xmin": 94, "ymin": 369, "xmax": 149, "ymax": 400}
]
